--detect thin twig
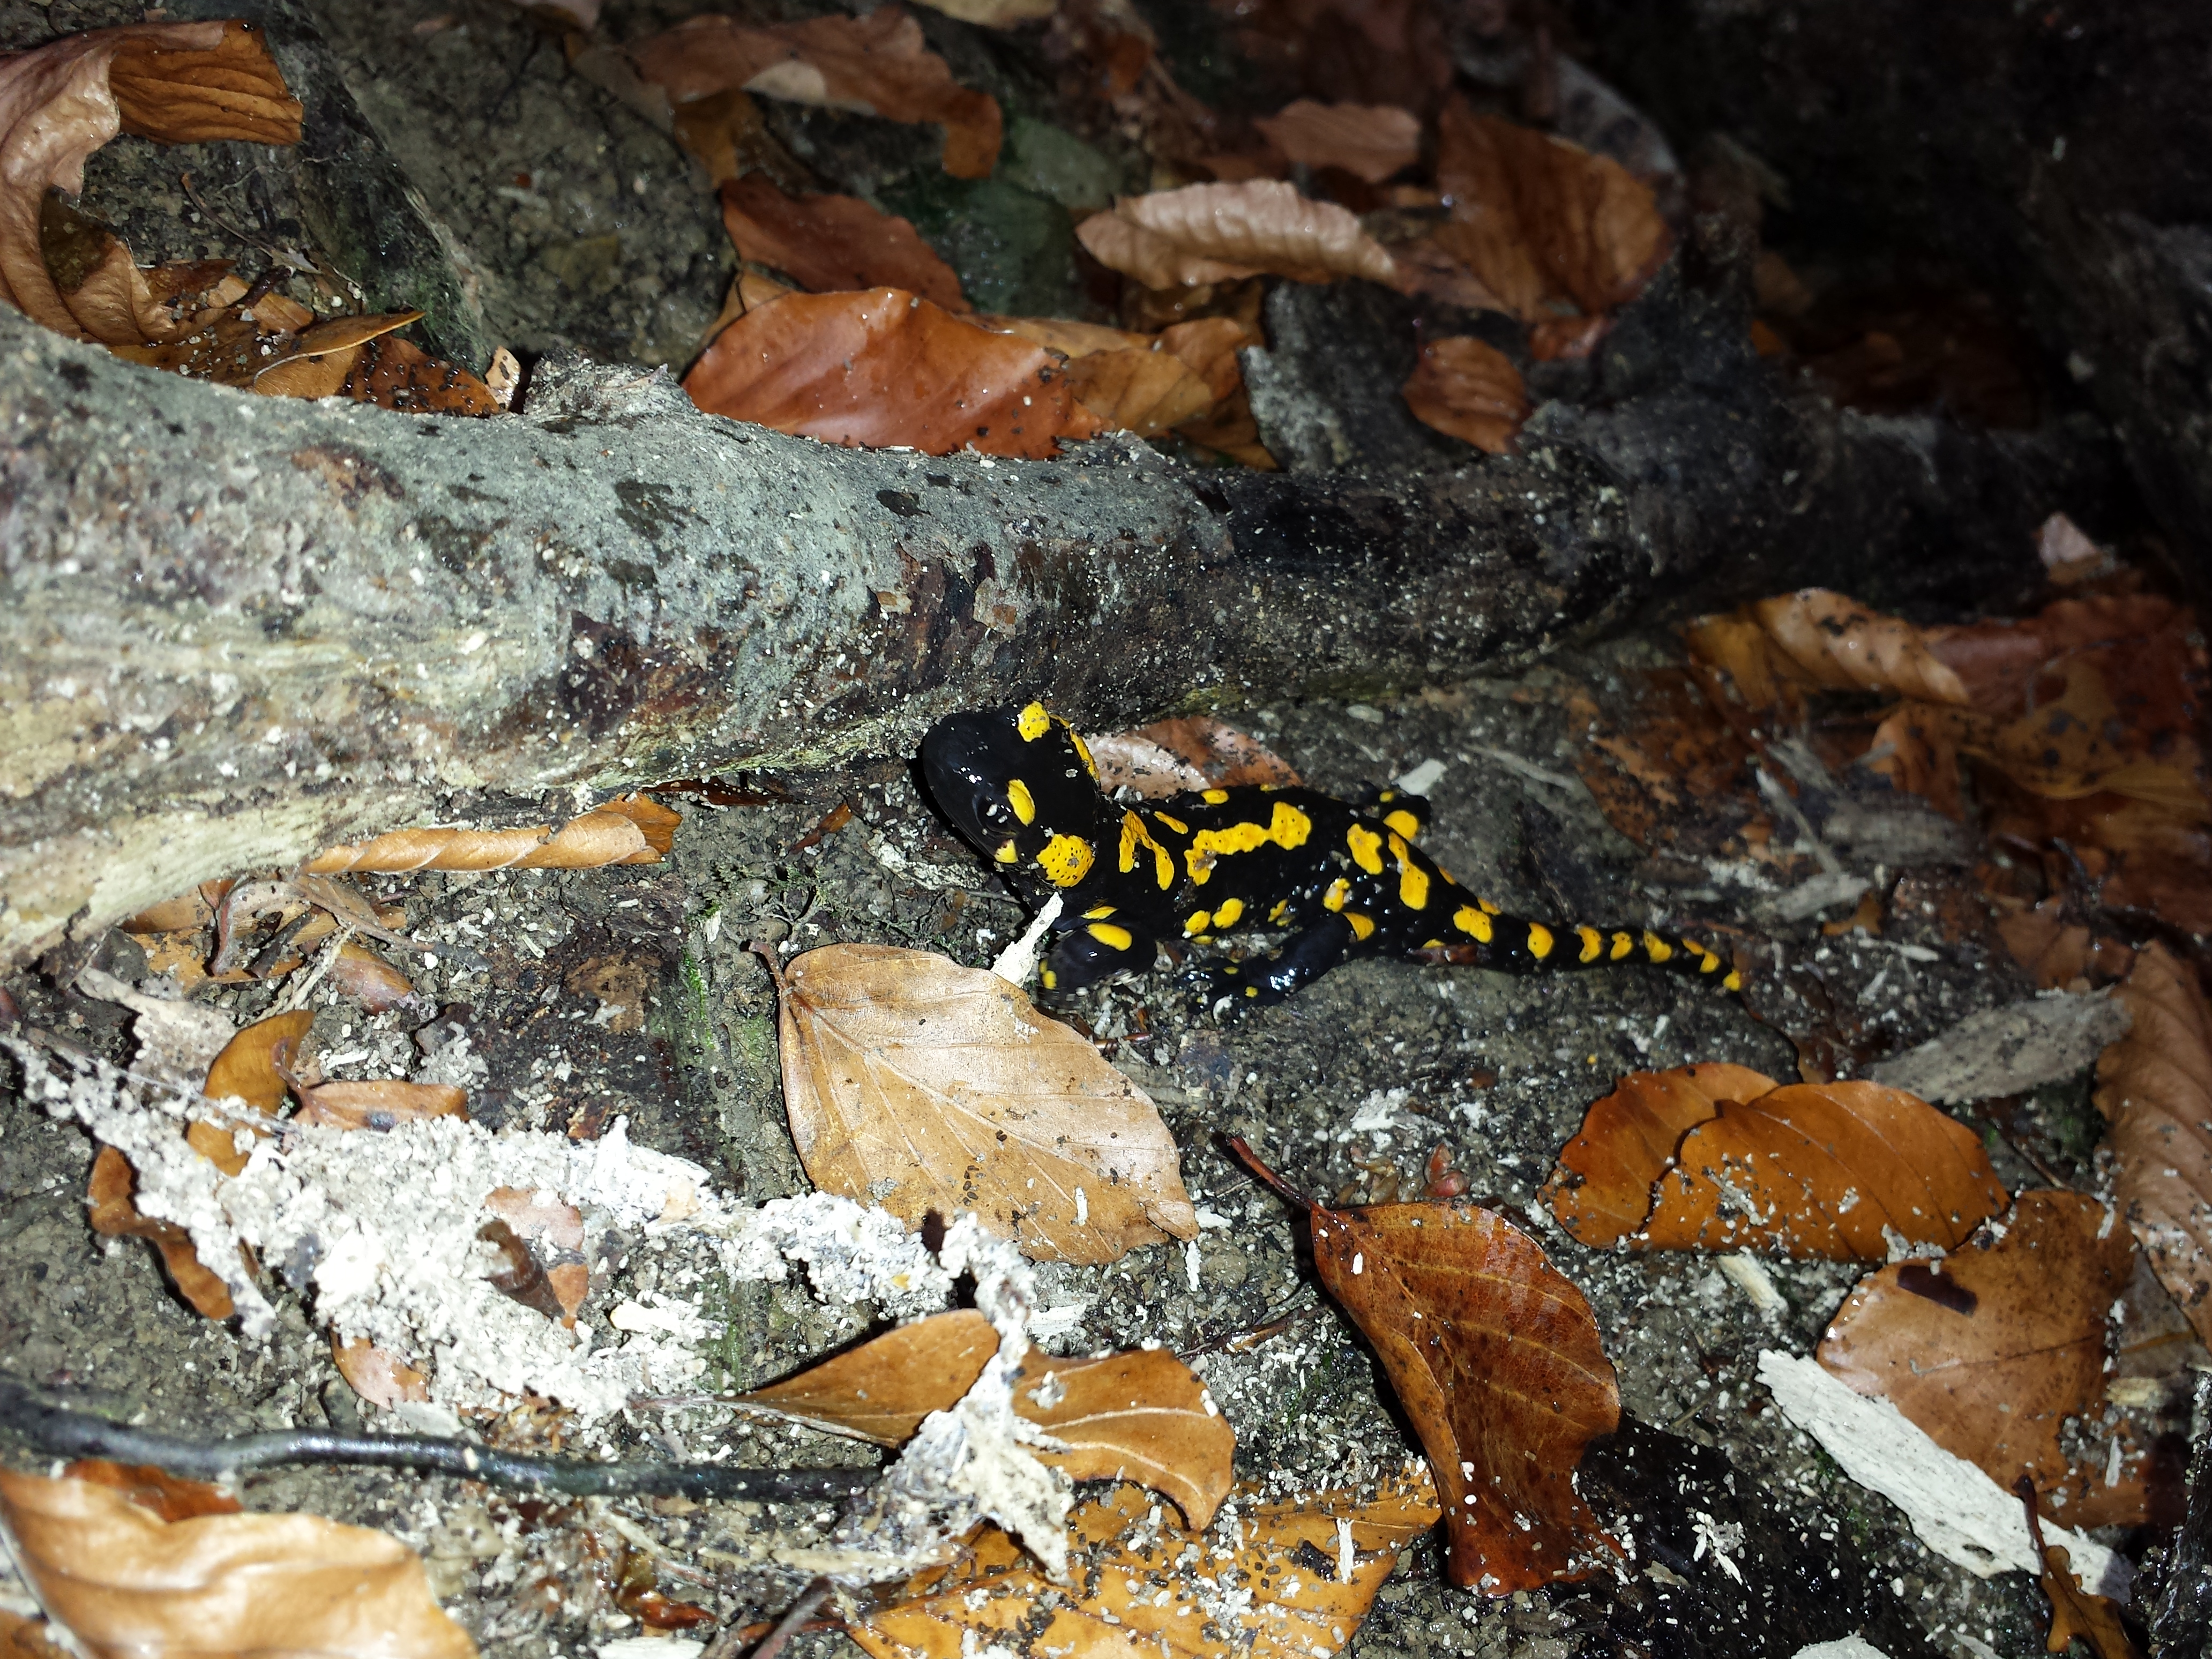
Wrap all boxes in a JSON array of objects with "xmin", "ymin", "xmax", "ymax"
[
  {"xmin": 748, "ymin": 1578, "xmax": 834, "ymax": 1659},
  {"xmin": 0, "ymin": 1380, "xmax": 875, "ymax": 1504}
]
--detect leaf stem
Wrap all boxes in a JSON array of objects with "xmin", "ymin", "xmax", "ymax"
[{"xmin": 1220, "ymin": 1134, "xmax": 1317, "ymax": 1213}]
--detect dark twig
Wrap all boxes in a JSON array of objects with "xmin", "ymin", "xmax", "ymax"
[
  {"xmin": 0, "ymin": 1379, "xmax": 875, "ymax": 1503},
  {"xmin": 736, "ymin": 1577, "xmax": 834, "ymax": 1659}
]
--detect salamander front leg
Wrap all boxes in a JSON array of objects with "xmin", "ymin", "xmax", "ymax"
[
  {"xmin": 1040, "ymin": 917, "xmax": 1157, "ymax": 994},
  {"xmin": 1191, "ymin": 914, "xmax": 1359, "ymax": 1012}
]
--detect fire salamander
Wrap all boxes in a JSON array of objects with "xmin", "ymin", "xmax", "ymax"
[{"xmin": 922, "ymin": 702, "xmax": 1741, "ymax": 1007}]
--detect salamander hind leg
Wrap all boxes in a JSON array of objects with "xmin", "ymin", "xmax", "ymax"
[
  {"xmin": 1040, "ymin": 918, "xmax": 1157, "ymax": 994},
  {"xmin": 1188, "ymin": 914, "xmax": 1359, "ymax": 1013}
]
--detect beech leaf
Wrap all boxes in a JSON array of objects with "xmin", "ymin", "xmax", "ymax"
[
  {"xmin": 847, "ymin": 1472, "xmax": 1441, "ymax": 1659},
  {"xmin": 295, "ymin": 1079, "xmax": 470, "ymax": 1131},
  {"xmin": 2095, "ymin": 942, "xmax": 2212, "ymax": 1347},
  {"xmin": 1401, "ymin": 335, "xmax": 1530, "ymax": 454},
  {"xmin": 686, "ymin": 287, "xmax": 1105, "ymax": 460},
  {"xmin": 85, "ymin": 1145, "xmax": 235, "ymax": 1320},
  {"xmin": 775, "ymin": 944, "xmax": 1197, "ymax": 1262},
  {"xmin": 1543, "ymin": 1066, "xmax": 2008, "ymax": 1258},
  {"xmin": 631, "ymin": 7, "xmax": 1002, "ymax": 180},
  {"xmin": 60, "ymin": 1460, "xmax": 240, "ymax": 1523},
  {"xmin": 739, "ymin": 1309, "xmax": 1235, "ymax": 1526},
  {"xmin": 303, "ymin": 794, "xmax": 678, "ymax": 873},
  {"xmin": 1076, "ymin": 180, "xmax": 1399, "ymax": 289},
  {"xmin": 1085, "ymin": 715, "xmax": 1302, "ymax": 797},
  {"xmin": 1252, "ymin": 100, "xmax": 1421, "ymax": 184},
  {"xmin": 331, "ymin": 1335, "xmax": 431, "ymax": 1409},
  {"xmin": 1685, "ymin": 588, "xmax": 1972, "ymax": 712},
  {"xmin": 193, "ymin": 1008, "xmax": 316, "ymax": 1174},
  {"xmin": 719, "ymin": 175, "xmax": 969, "ymax": 312},
  {"xmin": 977, "ymin": 313, "xmax": 1254, "ymax": 439},
  {"xmin": 1817, "ymin": 1190, "xmax": 2142, "ymax": 1525},
  {"xmin": 0, "ymin": 1468, "xmax": 476, "ymax": 1659},
  {"xmin": 1234, "ymin": 1141, "xmax": 1620, "ymax": 1593}
]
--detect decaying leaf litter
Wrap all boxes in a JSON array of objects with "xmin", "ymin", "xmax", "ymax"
[{"xmin": 0, "ymin": 3, "xmax": 2203, "ymax": 1659}]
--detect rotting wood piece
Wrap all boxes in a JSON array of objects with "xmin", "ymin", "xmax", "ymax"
[{"xmin": 0, "ymin": 306, "xmax": 2108, "ymax": 970}]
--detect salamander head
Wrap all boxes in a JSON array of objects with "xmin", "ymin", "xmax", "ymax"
[{"xmin": 921, "ymin": 703, "xmax": 1111, "ymax": 890}]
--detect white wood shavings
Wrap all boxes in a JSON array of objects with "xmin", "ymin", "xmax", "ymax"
[
  {"xmin": 1716, "ymin": 1254, "xmax": 1788, "ymax": 1321},
  {"xmin": 990, "ymin": 891, "xmax": 1064, "ymax": 987},
  {"xmin": 1756, "ymin": 1352, "xmax": 2127, "ymax": 1598}
]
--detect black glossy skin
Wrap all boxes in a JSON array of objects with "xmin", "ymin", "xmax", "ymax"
[{"xmin": 921, "ymin": 703, "xmax": 1741, "ymax": 1007}]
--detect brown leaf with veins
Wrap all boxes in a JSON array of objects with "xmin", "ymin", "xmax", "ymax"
[
  {"xmin": 977, "ymin": 313, "xmax": 1253, "ymax": 439},
  {"xmin": 1078, "ymin": 180, "xmax": 1399, "ymax": 289},
  {"xmin": 776, "ymin": 944, "xmax": 1195, "ymax": 1262},
  {"xmin": 738, "ymin": 1309, "xmax": 1234, "ymax": 1526},
  {"xmin": 848, "ymin": 1471, "xmax": 1440, "ymax": 1659},
  {"xmin": 2019, "ymin": 1482, "xmax": 2143, "ymax": 1659},
  {"xmin": 0, "ymin": 1468, "xmax": 476, "ymax": 1659},
  {"xmin": 1818, "ymin": 1190, "xmax": 2144, "ymax": 1526},
  {"xmin": 331, "ymin": 1336, "xmax": 431, "ymax": 1409},
  {"xmin": 631, "ymin": 7, "xmax": 1001, "ymax": 180},
  {"xmin": 303, "ymin": 794, "xmax": 678, "ymax": 873},
  {"xmin": 1401, "ymin": 335, "xmax": 1529, "ymax": 454},
  {"xmin": 1252, "ymin": 100, "xmax": 1421, "ymax": 183},
  {"xmin": 86, "ymin": 1146, "xmax": 235, "ymax": 1320},
  {"xmin": 294, "ymin": 1079, "xmax": 468, "ymax": 1131},
  {"xmin": 1086, "ymin": 716, "xmax": 1302, "ymax": 797},
  {"xmin": 2096, "ymin": 944, "xmax": 2212, "ymax": 1347},
  {"xmin": 1540, "ymin": 1063, "xmax": 1777, "ymax": 1246},
  {"xmin": 720, "ymin": 175, "xmax": 968, "ymax": 312},
  {"xmin": 1234, "ymin": 1140, "xmax": 1619, "ymax": 1593},
  {"xmin": 1686, "ymin": 588, "xmax": 1971, "ymax": 713},
  {"xmin": 0, "ymin": 20, "xmax": 299, "ymax": 341},
  {"xmin": 61, "ymin": 1461, "xmax": 240, "ymax": 1524},
  {"xmin": 686, "ymin": 288, "xmax": 1104, "ymax": 459}
]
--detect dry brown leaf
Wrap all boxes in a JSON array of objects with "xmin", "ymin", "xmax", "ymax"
[
  {"xmin": 331, "ymin": 1335, "xmax": 432, "ymax": 1409},
  {"xmin": 326, "ymin": 940, "xmax": 423, "ymax": 1014},
  {"xmin": 0, "ymin": 1468, "xmax": 476, "ymax": 1659},
  {"xmin": 740, "ymin": 1309, "xmax": 1235, "ymax": 1525},
  {"xmin": 1252, "ymin": 99, "xmax": 1421, "ymax": 183},
  {"xmin": 848, "ymin": 1471, "xmax": 1440, "ymax": 1659},
  {"xmin": 1426, "ymin": 101, "xmax": 1671, "ymax": 326},
  {"xmin": 111, "ymin": 304, "xmax": 499, "ymax": 414},
  {"xmin": 909, "ymin": 0, "xmax": 1056, "ymax": 25},
  {"xmin": 1077, "ymin": 180, "xmax": 1399, "ymax": 289},
  {"xmin": 0, "ymin": 1612, "xmax": 70, "ymax": 1659},
  {"xmin": 482, "ymin": 1187, "xmax": 589, "ymax": 1319},
  {"xmin": 1686, "ymin": 589, "xmax": 1971, "ymax": 713},
  {"xmin": 776, "ymin": 944, "xmax": 1196, "ymax": 1262},
  {"xmin": 632, "ymin": 7, "xmax": 1001, "ymax": 180},
  {"xmin": 1085, "ymin": 716, "xmax": 1302, "ymax": 797},
  {"xmin": 295, "ymin": 1079, "xmax": 469, "ymax": 1131},
  {"xmin": 977, "ymin": 313, "xmax": 1254, "ymax": 438},
  {"xmin": 0, "ymin": 20, "xmax": 299, "ymax": 341},
  {"xmin": 2017, "ymin": 1483, "xmax": 2144, "ymax": 1659},
  {"xmin": 1540, "ymin": 1063, "xmax": 1778, "ymax": 1246},
  {"xmin": 686, "ymin": 287, "xmax": 1104, "ymax": 459},
  {"xmin": 1544, "ymin": 1066, "xmax": 2008, "ymax": 1258},
  {"xmin": 1401, "ymin": 335, "xmax": 1529, "ymax": 454},
  {"xmin": 720, "ymin": 175, "xmax": 968, "ymax": 312},
  {"xmin": 303, "ymin": 794, "xmax": 678, "ymax": 874},
  {"xmin": 1237, "ymin": 1143, "xmax": 1619, "ymax": 1593},
  {"xmin": 1817, "ymin": 1190, "xmax": 2143, "ymax": 1525},
  {"xmin": 193, "ymin": 1008, "xmax": 315, "ymax": 1173},
  {"xmin": 86, "ymin": 1145, "xmax": 235, "ymax": 1320},
  {"xmin": 2096, "ymin": 943, "xmax": 2212, "ymax": 1348},
  {"xmin": 61, "ymin": 1460, "xmax": 241, "ymax": 1523}
]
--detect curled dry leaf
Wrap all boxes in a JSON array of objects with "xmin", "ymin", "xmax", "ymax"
[
  {"xmin": 1235, "ymin": 1142, "xmax": 1619, "ymax": 1593},
  {"xmin": 295, "ymin": 1079, "xmax": 469, "ymax": 1131},
  {"xmin": 631, "ymin": 6, "xmax": 1001, "ymax": 180},
  {"xmin": 61, "ymin": 1460, "xmax": 240, "ymax": 1523},
  {"xmin": 326, "ymin": 940, "xmax": 422, "ymax": 1014},
  {"xmin": 192, "ymin": 1008, "xmax": 315, "ymax": 1174},
  {"xmin": 686, "ymin": 288, "xmax": 1104, "ymax": 460},
  {"xmin": 1251, "ymin": 100, "xmax": 1421, "ymax": 184},
  {"xmin": 1817, "ymin": 1190, "xmax": 2143, "ymax": 1526},
  {"xmin": 739, "ymin": 1309, "xmax": 1235, "ymax": 1526},
  {"xmin": 2019, "ymin": 1483, "xmax": 2144, "ymax": 1659},
  {"xmin": 0, "ymin": 1468, "xmax": 476, "ymax": 1659},
  {"xmin": 1543, "ymin": 1065, "xmax": 2007, "ymax": 1259},
  {"xmin": 776, "ymin": 944, "xmax": 1197, "ymax": 1262},
  {"xmin": 1077, "ymin": 180, "xmax": 1399, "ymax": 289},
  {"xmin": 2095, "ymin": 943, "xmax": 2212, "ymax": 1348},
  {"xmin": 482, "ymin": 1186, "xmax": 589, "ymax": 1319},
  {"xmin": 977, "ymin": 313, "xmax": 1253, "ymax": 439},
  {"xmin": 1686, "ymin": 588, "xmax": 1971, "ymax": 713},
  {"xmin": 848, "ymin": 1471, "xmax": 1440, "ymax": 1659},
  {"xmin": 86, "ymin": 1145, "xmax": 235, "ymax": 1319},
  {"xmin": 720, "ymin": 175, "xmax": 968, "ymax": 312},
  {"xmin": 331, "ymin": 1335, "xmax": 431, "ymax": 1409},
  {"xmin": 0, "ymin": 20, "xmax": 300, "ymax": 341},
  {"xmin": 1401, "ymin": 335, "xmax": 1529, "ymax": 454},
  {"xmin": 1085, "ymin": 715, "xmax": 1302, "ymax": 797},
  {"xmin": 1421, "ymin": 101, "xmax": 1670, "ymax": 329},
  {"xmin": 304, "ymin": 794, "xmax": 678, "ymax": 873}
]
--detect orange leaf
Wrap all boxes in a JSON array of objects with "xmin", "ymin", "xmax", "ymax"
[
  {"xmin": 1541, "ymin": 1063, "xmax": 1778, "ymax": 1246},
  {"xmin": 61, "ymin": 1460, "xmax": 240, "ymax": 1523},
  {"xmin": 1685, "ymin": 588, "xmax": 1971, "ymax": 712},
  {"xmin": 1817, "ymin": 1190, "xmax": 2141, "ymax": 1523},
  {"xmin": 303, "ymin": 794, "xmax": 678, "ymax": 873},
  {"xmin": 331, "ymin": 1336, "xmax": 431, "ymax": 1409},
  {"xmin": 195, "ymin": 1008, "xmax": 315, "ymax": 1172},
  {"xmin": 295, "ymin": 1079, "xmax": 468, "ymax": 1131},
  {"xmin": 1077, "ymin": 180, "xmax": 1399, "ymax": 289},
  {"xmin": 685, "ymin": 288, "xmax": 1104, "ymax": 460},
  {"xmin": 739, "ymin": 1309, "xmax": 1235, "ymax": 1526},
  {"xmin": 85, "ymin": 1146, "xmax": 235, "ymax": 1320},
  {"xmin": 326, "ymin": 941, "xmax": 421, "ymax": 1014},
  {"xmin": 1085, "ymin": 716, "xmax": 1302, "ymax": 797},
  {"xmin": 1401, "ymin": 335, "xmax": 1529, "ymax": 454},
  {"xmin": 632, "ymin": 6, "xmax": 1000, "ymax": 180},
  {"xmin": 1252, "ymin": 100, "xmax": 1421, "ymax": 184},
  {"xmin": 719, "ymin": 175, "xmax": 968, "ymax": 312}
]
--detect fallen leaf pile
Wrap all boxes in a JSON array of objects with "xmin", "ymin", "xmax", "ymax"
[
  {"xmin": 1542, "ymin": 1064, "xmax": 2007, "ymax": 1258},
  {"xmin": 774, "ymin": 943, "xmax": 1198, "ymax": 1262}
]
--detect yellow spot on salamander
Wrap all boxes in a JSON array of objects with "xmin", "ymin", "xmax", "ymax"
[
  {"xmin": 1213, "ymin": 897, "xmax": 1245, "ymax": 927},
  {"xmin": 994, "ymin": 840, "xmax": 1019, "ymax": 864},
  {"xmin": 1086, "ymin": 922, "xmax": 1134, "ymax": 951},
  {"xmin": 1271, "ymin": 801, "xmax": 1311, "ymax": 847},
  {"xmin": 1083, "ymin": 905, "xmax": 1116, "ymax": 919},
  {"xmin": 1723, "ymin": 969, "xmax": 1743, "ymax": 991},
  {"xmin": 1346, "ymin": 912, "xmax": 1377, "ymax": 941},
  {"xmin": 1201, "ymin": 787, "xmax": 1230, "ymax": 804},
  {"xmin": 1269, "ymin": 899, "xmax": 1290, "ymax": 923},
  {"xmin": 1153, "ymin": 812, "xmax": 1189, "ymax": 835},
  {"xmin": 1040, "ymin": 967, "xmax": 1056, "ymax": 989},
  {"xmin": 1347, "ymin": 824, "xmax": 1384, "ymax": 875},
  {"xmin": 1699, "ymin": 948, "xmax": 1723, "ymax": 974},
  {"xmin": 1322, "ymin": 878, "xmax": 1350, "ymax": 912},
  {"xmin": 1017, "ymin": 703, "xmax": 1051, "ymax": 742},
  {"xmin": 1399, "ymin": 861, "xmax": 1430, "ymax": 911},
  {"xmin": 1118, "ymin": 812, "xmax": 1175, "ymax": 890},
  {"xmin": 1384, "ymin": 808, "xmax": 1420, "ymax": 841},
  {"xmin": 1454, "ymin": 906, "xmax": 1492, "ymax": 943},
  {"xmin": 1527, "ymin": 923, "xmax": 1555, "ymax": 960},
  {"xmin": 1037, "ymin": 834, "xmax": 1095, "ymax": 887},
  {"xmin": 1184, "ymin": 801, "xmax": 1312, "ymax": 886},
  {"xmin": 1642, "ymin": 930, "xmax": 1675, "ymax": 963},
  {"xmin": 1578, "ymin": 925, "xmax": 1603, "ymax": 963},
  {"xmin": 1185, "ymin": 910, "xmax": 1212, "ymax": 935},
  {"xmin": 1610, "ymin": 931, "xmax": 1634, "ymax": 961},
  {"xmin": 1068, "ymin": 727, "xmax": 1096, "ymax": 779},
  {"xmin": 1007, "ymin": 778, "xmax": 1036, "ymax": 825}
]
